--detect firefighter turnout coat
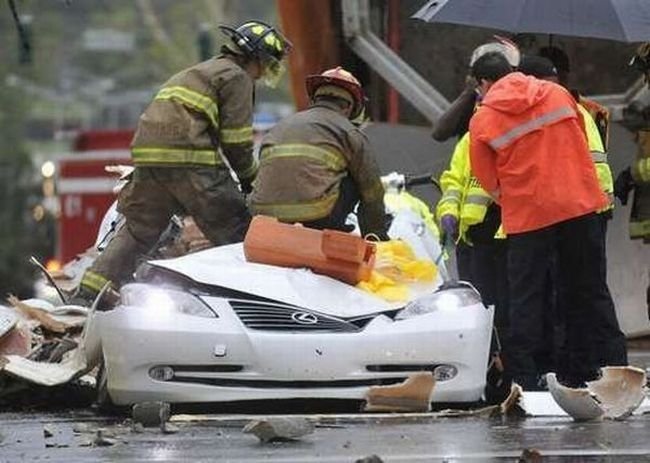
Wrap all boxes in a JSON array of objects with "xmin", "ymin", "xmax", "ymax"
[
  {"xmin": 130, "ymin": 55, "xmax": 257, "ymax": 183},
  {"xmin": 249, "ymin": 100, "xmax": 386, "ymax": 236}
]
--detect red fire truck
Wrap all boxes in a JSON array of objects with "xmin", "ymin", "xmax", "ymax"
[{"xmin": 56, "ymin": 130, "xmax": 133, "ymax": 264}]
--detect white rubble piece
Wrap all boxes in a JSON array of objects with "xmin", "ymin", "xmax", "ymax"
[
  {"xmin": 363, "ymin": 372, "xmax": 436, "ymax": 412},
  {"xmin": 1, "ymin": 302, "xmax": 101, "ymax": 387},
  {"xmin": 243, "ymin": 417, "xmax": 315, "ymax": 443},
  {"xmin": 0, "ymin": 308, "xmax": 18, "ymax": 338},
  {"xmin": 545, "ymin": 367, "xmax": 647, "ymax": 421},
  {"xmin": 3, "ymin": 349, "xmax": 88, "ymax": 386}
]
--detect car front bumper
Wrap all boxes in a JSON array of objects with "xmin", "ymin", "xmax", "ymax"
[{"xmin": 99, "ymin": 297, "xmax": 494, "ymax": 405}]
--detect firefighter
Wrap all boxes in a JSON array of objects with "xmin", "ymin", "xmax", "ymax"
[
  {"xmin": 249, "ymin": 67, "xmax": 388, "ymax": 238},
  {"xmin": 469, "ymin": 52, "xmax": 615, "ymax": 389},
  {"xmin": 434, "ymin": 39, "xmax": 520, "ymax": 282},
  {"xmin": 616, "ymin": 42, "xmax": 650, "ymax": 315},
  {"xmin": 539, "ymin": 46, "xmax": 611, "ymax": 150},
  {"xmin": 436, "ymin": 134, "xmax": 506, "ymax": 314},
  {"xmin": 73, "ymin": 21, "xmax": 291, "ymax": 303},
  {"xmin": 432, "ymin": 37, "xmax": 520, "ymax": 142}
]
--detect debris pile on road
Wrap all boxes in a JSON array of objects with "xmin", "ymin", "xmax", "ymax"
[{"xmin": 0, "ymin": 295, "xmax": 99, "ymax": 407}]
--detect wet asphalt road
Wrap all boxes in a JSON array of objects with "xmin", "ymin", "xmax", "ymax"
[{"xmin": 2, "ymin": 411, "xmax": 650, "ymax": 462}]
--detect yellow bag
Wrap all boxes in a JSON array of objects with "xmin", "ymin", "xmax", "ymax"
[{"xmin": 356, "ymin": 240, "xmax": 437, "ymax": 302}]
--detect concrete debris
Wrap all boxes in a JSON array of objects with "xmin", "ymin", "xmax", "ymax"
[
  {"xmin": 130, "ymin": 422, "xmax": 145, "ymax": 433},
  {"xmin": 132, "ymin": 401, "xmax": 171, "ymax": 428},
  {"xmin": 355, "ymin": 455, "xmax": 384, "ymax": 463},
  {"xmin": 586, "ymin": 366, "xmax": 646, "ymax": 420},
  {"xmin": 3, "ymin": 347, "xmax": 89, "ymax": 387},
  {"xmin": 518, "ymin": 448, "xmax": 542, "ymax": 462},
  {"xmin": 0, "ymin": 309, "xmax": 17, "ymax": 337},
  {"xmin": 546, "ymin": 374, "xmax": 606, "ymax": 421},
  {"xmin": 161, "ymin": 422, "xmax": 180, "ymax": 434},
  {"xmin": 45, "ymin": 442, "xmax": 69, "ymax": 448},
  {"xmin": 0, "ymin": 323, "xmax": 31, "ymax": 357},
  {"xmin": 547, "ymin": 366, "xmax": 647, "ymax": 421},
  {"xmin": 93, "ymin": 429, "xmax": 116, "ymax": 447},
  {"xmin": 243, "ymin": 417, "xmax": 315, "ymax": 443},
  {"xmin": 7, "ymin": 296, "xmax": 69, "ymax": 333},
  {"xmin": 498, "ymin": 382, "xmax": 526, "ymax": 418},
  {"xmin": 72, "ymin": 423, "xmax": 95, "ymax": 434},
  {"xmin": 363, "ymin": 372, "xmax": 435, "ymax": 412},
  {"xmin": 43, "ymin": 425, "xmax": 54, "ymax": 438}
]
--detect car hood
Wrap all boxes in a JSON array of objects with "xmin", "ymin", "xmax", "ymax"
[{"xmin": 149, "ymin": 243, "xmax": 439, "ymax": 318}]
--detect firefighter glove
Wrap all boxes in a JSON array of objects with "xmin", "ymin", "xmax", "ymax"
[
  {"xmin": 440, "ymin": 214, "xmax": 459, "ymax": 244},
  {"xmin": 614, "ymin": 167, "xmax": 635, "ymax": 206}
]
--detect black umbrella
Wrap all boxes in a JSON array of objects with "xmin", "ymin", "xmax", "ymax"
[{"xmin": 412, "ymin": 0, "xmax": 650, "ymax": 42}]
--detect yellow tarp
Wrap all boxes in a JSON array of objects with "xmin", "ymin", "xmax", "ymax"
[{"xmin": 357, "ymin": 240, "xmax": 437, "ymax": 302}]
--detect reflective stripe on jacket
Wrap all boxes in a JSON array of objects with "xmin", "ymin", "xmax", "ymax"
[
  {"xmin": 630, "ymin": 129, "xmax": 650, "ymax": 240},
  {"xmin": 633, "ymin": 157, "xmax": 650, "ymax": 183},
  {"xmin": 131, "ymin": 56, "xmax": 257, "ymax": 181},
  {"xmin": 249, "ymin": 101, "xmax": 386, "ymax": 236},
  {"xmin": 578, "ymin": 105, "xmax": 614, "ymax": 210},
  {"xmin": 579, "ymin": 96, "xmax": 610, "ymax": 149},
  {"xmin": 469, "ymin": 73, "xmax": 607, "ymax": 234},
  {"xmin": 436, "ymin": 133, "xmax": 494, "ymax": 242}
]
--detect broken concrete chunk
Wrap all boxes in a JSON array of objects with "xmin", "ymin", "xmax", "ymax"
[
  {"xmin": 363, "ymin": 372, "xmax": 435, "ymax": 413},
  {"xmin": 132, "ymin": 401, "xmax": 171, "ymax": 428},
  {"xmin": 43, "ymin": 425, "xmax": 54, "ymax": 438},
  {"xmin": 547, "ymin": 367, "xmax": 647, "ymax": 421},
  {"xmin": 242, "ymin": 417, "xmax": 314, "ymax": 443},
  {"xmin": 160, "ymin": 422, "xmax": 179, "ymax": 434},
  {"xmin": 7, "ymin": 296, "xmax": 69, "ymax": 333},
  {"xmin": 93, "ymin": 430, "xmax": 116, "ymax": 447},
  {"xmin": 546, "ymin": 373, "xmax": 604, "ymax": 421},
  {"xmin": 45, "ymin": 442, "xmax": 69, "ymax": 448},
  {"xmin": 499, "ymin": 383, "xmax": 526, "ymax": 418},
  {"xmin": 0, "ymin": 309, "xmax": 17, "ymax": 338},
  {"xmin": 355, "ymin": 456, "xmax": 384, "ymax": 463},
  {"xmin": 519, "ymin": 448, "xmax": 542, "ymax": 462},
  {"xmin": 0, "ymin": 324, "xmax": 31, "ymax": 357},
  {"xmin": 586, "ymin": 366, "xmax": 646, "ymax": 420}
]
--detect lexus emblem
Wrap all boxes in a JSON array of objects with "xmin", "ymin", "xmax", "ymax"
[{"xmin": 291, "ymin": 311, "xmax": 318, "ymax": 325}]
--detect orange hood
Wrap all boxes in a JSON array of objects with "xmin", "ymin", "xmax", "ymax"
[{"xmin": 482, "ymin": 72, "xmax": 553, "ymax": 116}]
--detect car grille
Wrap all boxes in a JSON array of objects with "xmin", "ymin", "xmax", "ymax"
[
  {"xmin": 228, "ymin": 299, "xmax": 359, "ymax": 332},
  {"xmin": 169, "ymin": 376, "xmax": 407, "ymax": 388}
]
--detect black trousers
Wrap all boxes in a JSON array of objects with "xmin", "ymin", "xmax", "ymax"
[{"xmin": 507, "ymin": 213, "xmax": 625, "ymax": 389}]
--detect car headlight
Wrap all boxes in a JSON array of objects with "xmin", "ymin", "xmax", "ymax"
[
  {"xmin": 120, "ymin": 283, "xmax": 217, "ymax": 318},
  {"xmin": 396, "ymin": 284, "xmax": 483, "ymax": 320}
]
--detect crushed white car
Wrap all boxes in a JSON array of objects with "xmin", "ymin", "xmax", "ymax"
[{"xmin": 96, "ymin": 184, "xmax": 494, "ymax": 406}]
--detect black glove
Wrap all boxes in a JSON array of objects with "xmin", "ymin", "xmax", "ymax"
[{"xmin": 614, "ymin": 167, "xmax": 635, "ymax": 206}]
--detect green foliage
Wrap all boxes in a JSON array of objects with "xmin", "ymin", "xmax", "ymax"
[{"xmin": 0, "ymin": 76, "xmax": 41, "ymax": 298}]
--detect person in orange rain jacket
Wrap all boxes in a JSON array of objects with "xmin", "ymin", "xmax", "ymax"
[{"xmin": 468, "ymin": 52, "xmax": 626, "ymax": 390}]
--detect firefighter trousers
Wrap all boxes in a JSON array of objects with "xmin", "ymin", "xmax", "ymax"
[{"xmin": 80, "ymin": 166, "xmax": 251, "ymax": 294}]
